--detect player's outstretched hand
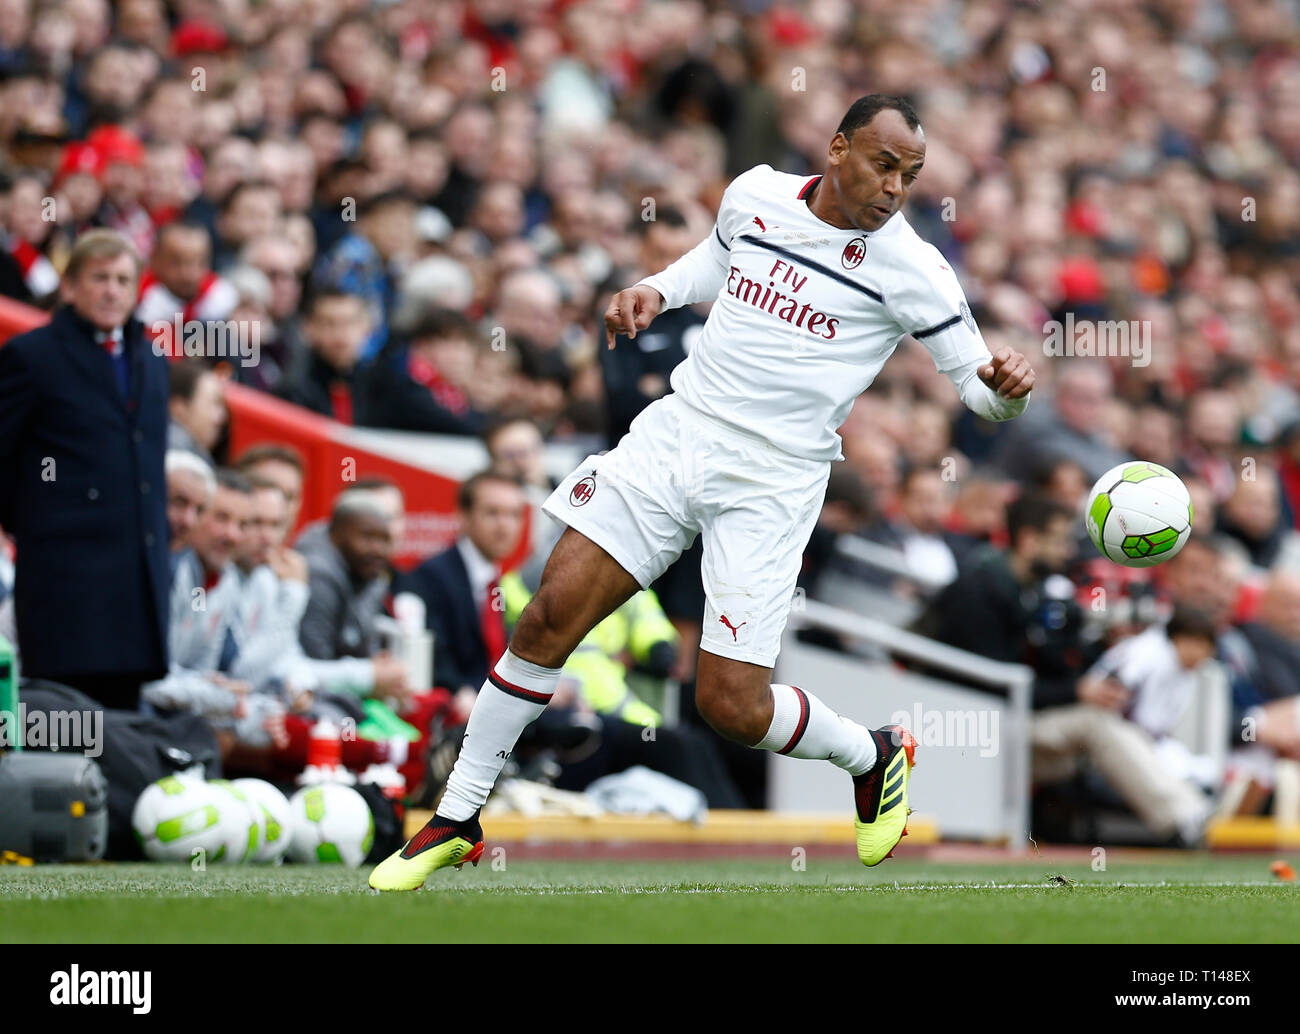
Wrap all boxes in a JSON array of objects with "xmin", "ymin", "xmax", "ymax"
[
  {"xmin": 978, "ymin": 347, "xmax": 1035, "ymax": 398},
  {"xmin": 605, "ymin": 285, "xmax": 664, "ymax": 349}
]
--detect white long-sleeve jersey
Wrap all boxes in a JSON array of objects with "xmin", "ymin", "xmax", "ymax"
[{"xmin": 637, "ymin": 164, "xmax": 1029, "ymax": 461}]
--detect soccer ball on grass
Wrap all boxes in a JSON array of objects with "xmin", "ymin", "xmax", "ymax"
[{"xmin": 287, "ymin": 784, "xmax": 374, "ymax": 867}]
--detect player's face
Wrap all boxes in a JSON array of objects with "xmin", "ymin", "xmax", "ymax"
[{"xmin": 827, "ymin": 110, "xmax": 925, "ymax": 232}]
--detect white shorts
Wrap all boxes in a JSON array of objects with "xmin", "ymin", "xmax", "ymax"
[{"xmin": 542, "ymin": 394, "xmax": 830, "ymax": 668}]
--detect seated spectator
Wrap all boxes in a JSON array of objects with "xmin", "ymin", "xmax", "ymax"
[
  {"xmin": 995, "ymin": 363, "xmax": 1131, "ymax": 484},
  {"xmin": 311, "ymin": 188, "xmax": 417, "ymax": 360},
  {"xmin": 227, "ymin": 479, "xmax": 314, "ymax": 699},
  {"xmin": 484, "ymin": 416, "xmax": 560, "ymax": 580},
  {"xmin": 238, "ymin": 235, "xmax": 308, "ymax": 394},
  {"xmin": 400, "ymin": 471, "xmax": 524, "ymax": 699},
  {"xmin": 1028, "ymin": 454, "xmax": 1094, "ymax": 558},
  {"xmin": 1029, "ymin": 455, "xmax": 1090, "ymax": 513},
  {"xmin": 356, "ymin": 308, "xmax": 486, "ymax": 435},
  {"xmin": 213, "ymin": 179, "xmax": 282, "ymax": 272},
  {"xmin": 294, "ymin": 477, "xmax": 405, "ymax": 574},
  {"xmin": 182, "ymin": 135, "xmax": 256, "ymax": 243},
  {"xmin": 277, "ymin": 287, "xmax": 368, "ymax": 424},
  {"xmin": 390, "ymin": 254, "xmax": 474, "ymax": 334},
  {"xmin": 1216, "ymin": 467, "xmax": 1300, "ymax": 572},
  {"xmin": 1080, "ymin": 606, "xmax": 1221, "ymax": 795},
  {"xmin": 296, "ymin": 486, "xmax": 410, "ymax": 703},
  {"xmin": 864, "ymin": 465, "xmax": 974, "ymax": 592},
  {"xmin": 492, "ymin": 268, "xmax": 572, "ymax": 388},
  {"xmin": 135, "ymin": 220, "xmax": 239, "ymax": 331},
  {"xmin": 86, "ymin": 125, "xmax": 154, "ymax": 260},
  {"xmin": 948, "ymin": 474, "xmax": 1014, "ymax": 546},
  {"xmin": 167, "ymin": 359, "xmax": 227, "ymax": 466},
  {"xmin": 2, "ymin": 170, "xmax": 60, "ymax": 303},
  {"xmin": 1181, "ymin": 391, "xmax": 1241, "ymax": 504},
  {"xmin": 164, "ymin": 448, "xmax": 215, "ymax": 554},
  {"xmin": 143, "ymin": 470, "xmax": 285, "ymax": 748},
  {"xmin": 228, "ymin": 480, "xmax": 407, "ymax": 706},
  {"xmin": 235, "ymin": 442, "xmax": 305, "ymax": 529}
]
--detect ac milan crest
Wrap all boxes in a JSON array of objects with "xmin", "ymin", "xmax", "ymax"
[
  {"xmin": 570, "ymin": 476, "xmax": 596, "ymax": 507},
  {"xmin": 841, "ymin": 237, "xmax": 867, "ymax": 269}
]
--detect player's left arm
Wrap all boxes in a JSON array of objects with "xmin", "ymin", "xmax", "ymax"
[{"xmin": 886, "ymin": 245, "xmax": 1033, "ymax": 421}]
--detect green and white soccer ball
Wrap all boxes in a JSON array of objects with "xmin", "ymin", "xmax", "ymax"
[
  {"xmin": 133, "ymin": 774, "xmax": 232, "ymax": 862},
  {"xmin": 1085, "ymin": 461, "xmax": 1193, "ymax": 568},
  {"xmin": 209, "ymin": 779, "xmax": 264, "ymax": 864},
  {"xmin": 287, "ymin": 784, "xmax": 374, "ymax": 867},
  {"xmin": 232, "ymin": 778, "xmax": 293, "ymax": 864}
]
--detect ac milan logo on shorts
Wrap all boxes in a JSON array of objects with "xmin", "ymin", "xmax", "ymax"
[
  {"xmin": 841, "ymin": 237, "xmax": 867, "ymax": 269},
  {"xmin": 570, "ymin": 476, "xmax": 596, "ymax": 507}
]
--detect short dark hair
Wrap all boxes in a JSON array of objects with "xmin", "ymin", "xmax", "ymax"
[
  {"xmin": 303, "ymin": 286, "xmax": 363, "ymax": 317},
  {"xmin": 482, "ymin": 415, "xmax": 540, "ymax": 453},
  {"xmin": 637, "ymin": 205, "xmax": 689, "ymax": 237},
  {"xmin": 220, "ymin": 179, "xmax": 278, "ymax": 214},
  {"xmin": 235, "ymin": 442, "xmax": 304, "ymax": 474},
  {"xmin": 214, "ymin": 468, "xmax": 253, "ymax": 495},
  {"xmin": 900, "ymin": 464, "xmax": 947, "ymax": 493},
  {"xmin": 154, "ymin": 219, "xmax": 212, "ymax": 251},
  {"xmin": 246, "ymin": 476, "xmax": 288, "ymax": 500},
  {"xmin": 359, "ymin": 188, "xmax": 416, "ymax": 218},
  {"xmin": 168, "ymin": 358, "xmax": 214, "ymax": 401},
  {"xmin": 1028, "ymin": 453, "xmax": 1085, "ymax": 491},
  {"xmin": 824, "ymin": 465, "xmax": 875, "ymax": 518},
  {"xmin": 458, "ymin": 469, "xmax": 521, "ymax": 512},
  {"xmin": 407, "ymin": 308, "xmax": 477, "ymax": 346},
  {"xmin": 1006, "ymin": 493, "xmax": 1072, "ymax": 547},
  {"xmin": 1166, "ymin": 605, "xmax": 1218, "ymax": 645},
  {"xmin": 836, "ymin": 94, "xmax": 921, "ymax": 142}
]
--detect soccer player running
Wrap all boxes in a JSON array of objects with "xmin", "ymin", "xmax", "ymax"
[{"xmin": 370, "ymin": 95, "xmax": 1036, "ymax": 890}]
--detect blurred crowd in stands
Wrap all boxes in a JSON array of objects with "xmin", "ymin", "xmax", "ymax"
[{"xmin": 2, "ymin": 0, "xmax": 1300, "ymax": 836}]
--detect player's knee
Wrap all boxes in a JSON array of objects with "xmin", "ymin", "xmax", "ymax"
[
  {"xmin": 510, "ymin": 590, "xmax": 573, "ymax": 668},
  {"xmin": 696, "ymin": 678, "xmax": 767, "ymax": 745}
]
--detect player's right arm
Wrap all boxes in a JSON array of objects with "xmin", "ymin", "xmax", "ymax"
[
  {"xmin": 604, "ymin": 283, "xmax": 666, "ymax": 349},
  {"xmin": 605, "ymin": 168, "xmax": 760, "ymax": 347},
  {"xmin": 884, "ymin": 241, "xmax": 1033, "ymax": 419}
]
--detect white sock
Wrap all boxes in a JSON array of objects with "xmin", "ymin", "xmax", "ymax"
[
  {"xmin": 755, "ymin": 684, "xmax": 878, "ymax": 776},
  {"xmin": 436, "ymin": 650, "xmax": 561, "ymax": 821}
]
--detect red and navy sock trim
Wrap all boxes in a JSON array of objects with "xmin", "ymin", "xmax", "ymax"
[
  {"xmin": 776, "ymin": 686, "xmax": 811, "ymax": 755},
  {"xmin": 488, "ymin": 670, "xmax": 553, "ymax": 705}
]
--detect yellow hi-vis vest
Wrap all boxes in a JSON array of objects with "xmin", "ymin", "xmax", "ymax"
[{"xmin": 499, "ymin": 573, "xmax": 676, "ymax": 727}]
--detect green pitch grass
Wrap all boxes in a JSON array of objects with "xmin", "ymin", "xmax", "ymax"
[{"xmin": 2, "ymin": 855, "xmax": 1297, "ymax": 942}]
